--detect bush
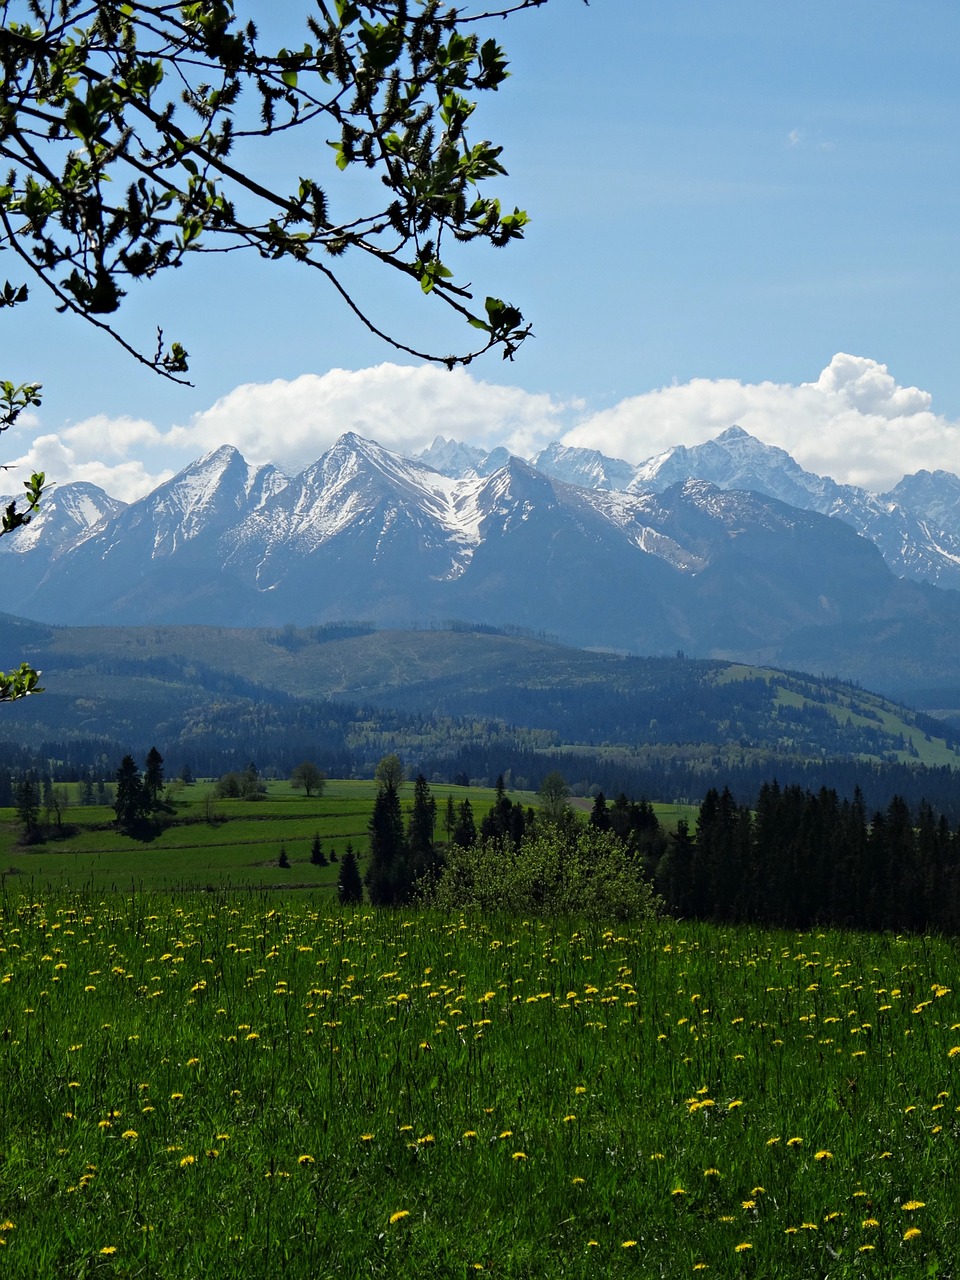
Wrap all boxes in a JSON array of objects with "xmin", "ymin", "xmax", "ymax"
[{"xmin": 423, "ymin": 826, "xmax": 662, "ymax": 923}]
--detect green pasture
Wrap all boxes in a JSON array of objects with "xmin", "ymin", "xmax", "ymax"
[
  {"xmin": 0, "ymin": 779, "xmax": 692, "ymax": 893},
  {"xmin": 1, "ymin": 898, "xmax": 958, "ymax": 1278}
]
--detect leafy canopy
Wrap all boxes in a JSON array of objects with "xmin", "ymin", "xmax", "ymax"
[{"xmin": 0, "ymin": 0, "xmax": 552, "ymax": 375}]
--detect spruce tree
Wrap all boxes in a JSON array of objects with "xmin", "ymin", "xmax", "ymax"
[
  {"xmin": 365, "ymin": 783, "xmax": 408, "ymax": 905},
  {"xmin": 589, "ymin": 791, "xmax": 611, "ymax": 832},
  {"xmin": 407, "ymin": 774, "xmax": 439, "ymax": 882},
  {"xmin": 114, "ymin": 756, "xmax": 148, "ymax": 833},
  {"xmin": 310, "ymin": 833, "xmax": 327, "ymax": 866},
  {"xmin": 338, "ymin": 850, "xmax": 364, "ymax": 906},
  {"xmin": 144, "ymin": 747, "xmax": 164, "ymax": 810},
  {"xmin": 14, "ymin": 779, "xmax": 39, "ymax": 836},
  {"xmin": 452, "ymin": 798, "xmax": 476, "ymax": 849}
]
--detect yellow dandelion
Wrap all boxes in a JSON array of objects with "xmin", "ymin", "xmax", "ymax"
[
  {"xmin": 463, "ymin": 1130, "xmax": 477, "ymax": 1139},
  {"xmin": 693, "ymin": 1266, "xmax": 709, "ymax": 1272},
  {"xmin": 587, "ymin": 1240, "xmax": 599, "ymax": 1247},
  {"xmin": 99, "ymin": 1246, "xmax": 117, "ymax": 1255},
  {"xmin": 862, "ymin": 1219, "xmax": 879, "ymax": 1228},
  {"xmin": 787, "ymin": 1136, "xmax": 803, "ymax": 1146},
  {"xmin": 859, "ymin": 1244, "xmax": 875, "ymax": 1252},
  {"xmin": 170, "ymin": 1093, "xmax": 184, "ymax": 1102},
  {"xmin": 563, "ymin": 1115, "xmax": 577, "ymax": 1123},
  {"xmin": 512, "ymin": 1151, "xmax": 527, "ymax": 1160},
  {"xmin": 801, "ymin": 1222, "xmax": 818, "ymax": 1231},
  {"xmin": 574, "ymin": 1086, "xmax": 587, "ymax": 1094},
  {"xmin": 766, "ymin": 1136, "xmax": 781, "ymax": 1146},
  {"xmin": 814, "ymin": 1150, "xmax": 833, "ymax": 1161},
  {"xmin": 360, "ymin": 1133, "xmax": 374, "ymax": 1142},
  {"xmin": 902, "ymin": 1200, "xmax": 925, "ymax": 1211},
  {"xmin": 389, "ymin": 1211, "xmax": 410, "ymax": 1225},
  {"xmin": 672, "ymin": 1187, "xmax": 686, "ymax": 1197},
  {"xmin": 948, "ymin": 1046, "xmax": 960, "ymax": 1057},
  {"xmin": 728, "ymin": 1099, "xmax": 743, "ymax": 1109},
  {"xmin": 121, "ymin": 1130, "xmax": 138, "ymax": 1141},
  {"xmin": 499, "ymin": 1130, "xmax": 513, "ymax": 1139},
  {"xmin": 741, "ymin": 1200, "xmax": 756, "ymax": 1210},
  {"xmin": 297, "ymin": 1154, "xmax": 315, "ymax": 1166},
  {"xmin": 622, "ymin": 1240, "xmax": 637, "ymax": 1248},
  {"xmin": 703, "ymin": 1168, "xmax": 720, "ymax": 1177},
  {"xmin": 903, "ymin": 1228, "xmax": 921, "ymax": 1241},
  {"xmin": 179, "ymin": 1154, "xmax": 195, "ymax": 1167},
  {"xmin": 734, "ymin": 1242, "xmax": 752, "ymax": 1252}
]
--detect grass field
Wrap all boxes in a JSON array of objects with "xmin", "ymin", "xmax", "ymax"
[
  {"xmin": 0, "ymin": 896, "xmax": 958, "ymax": 1278},
  {"xmin": 0, "ymin": 781, "xmax": 695, "ymax": 894}
]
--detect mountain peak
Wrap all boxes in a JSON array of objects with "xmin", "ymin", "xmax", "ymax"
[{"xmin": 715, "ymin": 424, "xmax": 751, "ymax": 441}]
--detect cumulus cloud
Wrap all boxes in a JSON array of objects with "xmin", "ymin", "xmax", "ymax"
[
  {"xmin": 561, "ymin": 354, "xmax": 960, "ymax": 493},
  {"xmin": 166, "ymin": 364, "xmax": 578, "ymax": 470},
  {"xmin": 8, "ymin": 354, "xmax": 959, "ymax": 499},
  {"xmin": 7, "ymin": 432, "xmax": 173, "ymax": 503}
]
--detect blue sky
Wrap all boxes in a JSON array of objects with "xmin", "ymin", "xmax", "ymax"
[{"xmin": 6, "ymin": 0, "xmax": 960, "ymax": 498}]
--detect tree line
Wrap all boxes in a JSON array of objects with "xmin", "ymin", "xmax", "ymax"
[{"xmin": 659, "ymin": 783, "xmax": 960, "ymax": 934}]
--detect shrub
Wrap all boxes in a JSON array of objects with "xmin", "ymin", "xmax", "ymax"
[{"xmin": 423, "ymin": 826, "xmax": 662, "ymax": 923}]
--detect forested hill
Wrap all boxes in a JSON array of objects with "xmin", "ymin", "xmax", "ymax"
[{"xmin": 2, "ymin": 620, "xmax": 959, "ymax": 818}]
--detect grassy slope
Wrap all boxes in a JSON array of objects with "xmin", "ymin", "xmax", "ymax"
[{"xmin": 0, "ymin": 781, "xmax": 693, "ymax": 894}]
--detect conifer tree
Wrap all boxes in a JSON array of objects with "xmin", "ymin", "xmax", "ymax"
[
  {"xmin": 338, "ymin": 850, "xmax": 364, "ymax": 906},
  {"xmin": 310, "ymin": 834, "xmax": 327, "ymax": 866},
  {"xmin": 14, "ymin": 779, "xmax": 39, "ymax": 836},
  {"xmin": 114, "ymin": 755, "xmax": 148, "ymax": 833},
  {"xmin": 365, "ymin": 783, "xmax": 408, "ymax": 905},
  {"xmin": 144, "ymin": 747, "xmax": 165, "ymax": 810},
  {"xmin": 452, "ymin": 798, "xmax": 476, "ymax": 850},
  {"xmin": 589, "ymin": 791, "xmax": 611, "ymax": 832},
  {"xmin": 407, "ymin": 774, "xmax": 439, "ymax": 883}
]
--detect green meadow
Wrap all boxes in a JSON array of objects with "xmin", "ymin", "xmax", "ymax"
[
  {"xmin": 0, "ymin": 781, "xmax": 693, "ymax": 894},
  {"xmin": 1, "ymin": 895, "xmax": 958, "ymax": 1278}
]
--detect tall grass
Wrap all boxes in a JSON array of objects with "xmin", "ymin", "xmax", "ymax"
[{"xmin": 0, "ymin": 894, "xmax": 957, "ymax": 1277}]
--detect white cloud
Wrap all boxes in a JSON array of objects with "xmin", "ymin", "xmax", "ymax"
[
  {"xmin": 561, "ymin": 354, "xmax": 960, "ymax": 492},
  {"xmin": 62, "ymin": 413, "xmax": 167, "ymax": 457},
  {"xmin": 8, "ymin": 354, "xmax": 959, "ymax": 500},
  {"xmin": 166, "ymin": 364, "xmax": 578, "ymax": 470},
  {"xmin": 8, "ymin": 432, "xmax": 172, "ymax": 503}
]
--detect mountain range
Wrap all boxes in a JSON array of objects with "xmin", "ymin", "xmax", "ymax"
[{"xmin": 2, "ymin": 426, "xmax": 959, "ymax": 703}]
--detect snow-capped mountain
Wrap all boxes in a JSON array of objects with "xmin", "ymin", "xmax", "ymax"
[
  {"xmin": 0, "ymin": 479, "xmax": 127, "ymax": 602},
  {"xmin": 7, "ymin": 430, "xmax": 960, "ymax": 704},
  {"xmin": 548, "ymin": 426, "xmax": 960, "ymax": 591},
  {"xmin": 416, "ymin": 435, "xmax": 512, "ymax": 478},
  {"xmin": 531, "ymin": 442, "xmax": 637, "ymax": 491}
]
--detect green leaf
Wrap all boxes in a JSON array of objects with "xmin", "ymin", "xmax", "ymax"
[{"xmin": 328, "ymin": 141, "xmax": 349, "ymax": 172}]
